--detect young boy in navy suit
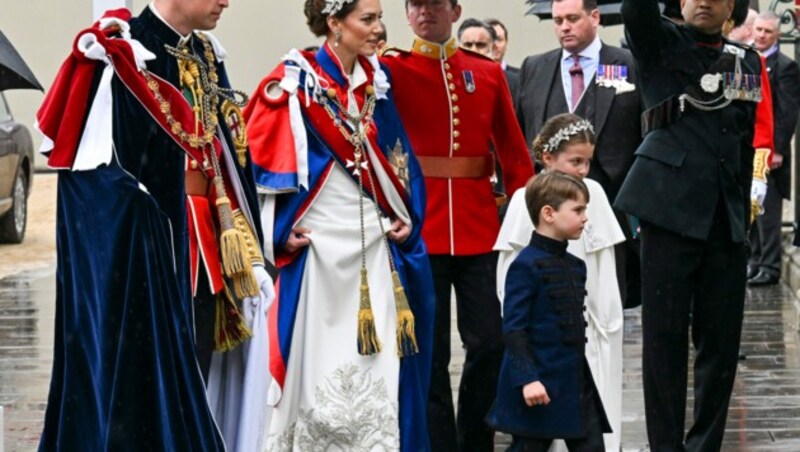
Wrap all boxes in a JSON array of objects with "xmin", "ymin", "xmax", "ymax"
[{"xmin": 487, "ymin": 171, "xmax": 611, "ymax": 451}]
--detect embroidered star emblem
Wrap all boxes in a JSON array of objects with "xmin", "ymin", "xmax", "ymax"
[{"xmin": 346, "ymin": 159, "xmax": 369, "ymax": 176}]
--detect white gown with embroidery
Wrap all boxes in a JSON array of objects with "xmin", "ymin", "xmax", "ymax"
[
  {"xmin": 494, "ymin": 178, "xmax": 625, "ymax": 452},
  {"xmin": 262, "ymin": 62, "xmax": 410, "ymax": 452}
]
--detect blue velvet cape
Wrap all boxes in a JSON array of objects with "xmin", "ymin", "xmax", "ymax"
[
  {"xmin": 261, "ymin": 48, "xmax": 436, "ymax": 452},
  {"xmin": 37, "ymin": 7, "xmax": 268, "ymax": 450}
]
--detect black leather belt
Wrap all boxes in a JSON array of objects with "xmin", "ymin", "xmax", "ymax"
[{"xmin": 641, "ymin": 96, "xmax": 683, "ymax": 136}]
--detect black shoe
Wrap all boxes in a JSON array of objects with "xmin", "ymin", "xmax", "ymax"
[
  {"xmin": 746, "ymin": 265, "xmax": 759, "ymax": 280},
  {"xmin": 748, "ymin": 271, "xmax": 780, "ymax": 287}
]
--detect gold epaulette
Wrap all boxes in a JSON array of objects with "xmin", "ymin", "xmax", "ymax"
[{"xmin": 380, "ymin": 46, "xmax": 410, "ymax": 58}]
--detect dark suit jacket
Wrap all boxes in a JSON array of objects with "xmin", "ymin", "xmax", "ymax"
[
  {"xmin": 515, "ymin": 44, "xmax": 642, "ymax": 200},
  {"xmin": 505, "ymin": 64, "xmax": 520, "ymax": 105},
  {"xmin": 766, "ymin": 51, "xmax": 800, "ymax": 199}
]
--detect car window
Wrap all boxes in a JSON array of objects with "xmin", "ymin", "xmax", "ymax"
[{"xmin": 0, "ymin": 94, "xmax": 11, "ymax": 122}]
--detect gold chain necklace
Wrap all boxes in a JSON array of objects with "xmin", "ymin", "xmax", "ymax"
[
  {"xmin": 318, "ymin": 85, "xmax": 419, "ymax": 358},
  {"xmin": 142, "ymin": 33, "xmax": 248, "ymax": 150}
]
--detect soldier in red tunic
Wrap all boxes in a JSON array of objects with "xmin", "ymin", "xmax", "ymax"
[{"xmin": 382, "ymin": 1, "xmax": 534, "ymax": 449}]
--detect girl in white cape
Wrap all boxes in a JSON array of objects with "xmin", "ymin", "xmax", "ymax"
[{"xmin": 494, "ymin": 113, "xmax": 625, "ymax": 452}]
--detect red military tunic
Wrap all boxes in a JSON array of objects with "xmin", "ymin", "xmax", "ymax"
[
  {"xmin": 753, "ymin": 55, "xmax": 774, "ymax": 166},
  {"xmin": 382, "ymin": 37, "xmax": 534, "ymax": 256}
]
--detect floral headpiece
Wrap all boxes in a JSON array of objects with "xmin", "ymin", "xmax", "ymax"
[
  {"xmin": 542, "ymin": 119, "xmax": 594, "ymax": 153},
  {"xmin": 322, "ymin": 0, "xmax": 355, "ymax": 15}
]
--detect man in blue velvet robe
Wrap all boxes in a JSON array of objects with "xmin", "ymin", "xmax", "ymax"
[{"xmin": 35, "ymin": 2, "xmax": 270, "ymax": 450}]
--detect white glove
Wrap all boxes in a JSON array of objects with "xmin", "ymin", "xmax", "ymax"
[
  {"xmin": 246, "ymin": 264, "xmax": 275, "ymax": 312},
  {"xmin": 751, "ymin": 179, "xmax": 768, "ymax": 215}
]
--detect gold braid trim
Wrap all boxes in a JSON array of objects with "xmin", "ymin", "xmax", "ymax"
[
  {"xmin": 233, "ymin": 209, "xmax": 265, "ymax": 265},
  {"xmin": 753, "ymin": 148, "xmax": 770, "ymax": 182}
]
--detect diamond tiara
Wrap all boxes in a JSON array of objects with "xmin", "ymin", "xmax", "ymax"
[
  {"xmin": 322, "ymin": 0, "xmax": 355, "ymax": 15},
  {"xmin": 542, "ymin": 119, "xmax": 594, "ymax": 153}
]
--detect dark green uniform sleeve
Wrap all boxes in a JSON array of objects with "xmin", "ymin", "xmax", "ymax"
[{"xmin": 622, "ymin": 0, "xmax": 668, "ymax": 59}]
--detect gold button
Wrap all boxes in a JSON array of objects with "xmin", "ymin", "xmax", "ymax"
[
  {"xmin": 454, "ymin": 143, "xmax": 461, "ymax": 151},
  {"xmin": 454, "ymin": 130, "xmax": 461, "ymax": 138},
  {"xmin": 449, "ymin": 83, "xmax": 456, "ymax": 91},
  {"xmin": 447, "ymin": 73, "xmax": 453, "ymax": 80},
  {"xmin": 453, "ymin": 118, "xmax": 461, "ymax": 126},
  {"xmin": 451, "ymin": 94, "xmax": 458, "ymax": 102},
  {"xmin": 444, "ymin": 63, "xmax": 451, "ymax": 70},
  {"xmin": 190, "ymin": 160, "xmax": 199, "ymax": 169},
  {"xmin": 453, "ymin": 106, "xmax": 460, "ymax": 113}
]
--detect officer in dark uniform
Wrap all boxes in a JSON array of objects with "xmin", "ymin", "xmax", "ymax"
[{"xmin": 615, "ymin": 0, "xmax": 763, "ymax": 450}]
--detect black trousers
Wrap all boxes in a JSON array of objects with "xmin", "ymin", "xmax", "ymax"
[
  {"xmin": 639, "ymin": 217, "xmax": 746, "ymax": 452},
  {"xmin": 508, "ymin": 377, "xmax": 606, "ymax": 452},
  {"xmin": 427, "ymin": 253, "xmax": 504, "ymax": 452},
  {"xmin": 615, "ymin": 208, "xmax": 642, "ymax": 309},
  {"xmin": 193, "ymin": 274, "xmax": 217, "ymax": 382},
  {"xmin": 749, "ymin": 174, "xmax": 784, "ymax": 277}
]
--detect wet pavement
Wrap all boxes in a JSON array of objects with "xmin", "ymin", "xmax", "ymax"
[
  {"xmin": 2, "ymin": 266, "xmax": 800, "ymax": 450},
  {"xmin": 0, "ymin": 268, "xmax": 54, "ymax": 452}
]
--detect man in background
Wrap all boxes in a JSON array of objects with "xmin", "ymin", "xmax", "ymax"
[
  {"xmin": 383, "ymin": 1, "xmax": 534, "ymax": 449},
  {"xmin": 729, "ymin": 8, "xmax": 758, "ymax": 43},
  {"xmin": 487, "ymin": 18, "xmax": 520, "ymax": 102},
  {"xmin": 515, "ymin": 0, "xmax": 642, "ymax": 313},
  {"xmin": 457, "ymin": 18, "xmax": 497, "ymax": 59},
  {"xmin": 748, "ymin": 11, "xmax": 800, "ymax": 286}
]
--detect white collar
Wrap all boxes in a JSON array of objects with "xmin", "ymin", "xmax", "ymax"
[
  {"xmin": 349, "ymin": 59, "xmax": 368, "ymax": 91},
  {"xmin": 761, "ymin": 43, "xmax": 779, "ymax": 58},
  {"xmin": 148, "ymin": 3, "xmax": 227, "ymax": 60},
  {"xmin": 561, "ymin": 35, "xmax": 602, "ymax": 61}
]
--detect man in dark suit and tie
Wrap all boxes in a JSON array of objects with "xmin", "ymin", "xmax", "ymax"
[
  {"xmin": 487, "ymin": 18, "xmax": 520, "ymax": 103},
  {"xmin": 515, "ymin": 0, "xmax": 642, "ymax": 307},
  {"xmin": 748, "ymin": 11, "xmax": 800, "ymax": 286}
]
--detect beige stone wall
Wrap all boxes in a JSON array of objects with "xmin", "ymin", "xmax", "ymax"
[{"xmin": 7, "ymin": 0, "xmax": 777, "ymax": 168}]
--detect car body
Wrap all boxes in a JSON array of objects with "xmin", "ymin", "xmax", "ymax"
[{"xmin": 0, "ymin": 91, "xmax": 33, "ymax": 243}]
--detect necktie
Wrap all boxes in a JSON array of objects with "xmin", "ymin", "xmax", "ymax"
[{"xmin": 569, "ymin": 54, "xmax": 584, "ymax": 111}]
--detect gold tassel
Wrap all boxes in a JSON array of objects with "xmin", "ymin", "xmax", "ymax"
[
  {"xmin": 218, "ymin": 196, "xmax": 246, "ymax": 275},
  {"xmin": 232, "ymin": 265, "xmax": 260, "ymax": 299},
  {"xmin": 358, "ymin": 268, "xmax": 382, "ymax": 355},
  {"xmin": 216, "ymin": 196, "xmax": 260, "ymax": 298},
  {"xmin": 392, "ymin": 271, "xmax": 419, "ymax": 357},
  {"xmin": 214, "ymin": 285, "xmax": 253, "ymax": 352}
]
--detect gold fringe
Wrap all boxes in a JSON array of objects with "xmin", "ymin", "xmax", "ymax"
[
  {"xmin": 219, "ymin": 226, "xmax": 248, "ymax": 275},
  {"xmin": 214, "ymin": 286, "xmax": 253, "ymax": 352},
  {"xmin": 357, "ymin": 268, "xmax": 382, "ymax": 355},
  {"xmin": 751, "ymin": 199, "xmax": 761, "ymax": 225},
  {"xmin": 392, "ymin": 271, "xmax": 419, "ymax": 357},
  {"xmin": 232, "ymin": 263, "xmax": 260, "ymax": 299},
  {"xmin": 215, "ymin": 197, "xmax": 258, "ymax": 298}
]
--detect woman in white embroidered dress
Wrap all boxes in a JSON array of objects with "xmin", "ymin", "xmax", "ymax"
[
  {"xmin": 494, "ymin": 113, "xmax": 625, "ymax": 452},
  {"xmin": 243, "ymin": 0, "xmax": 435, "ymax": 451}
]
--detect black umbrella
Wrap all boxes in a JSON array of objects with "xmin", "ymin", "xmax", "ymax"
[
  {"xmin": 525, "ymin": 1, "xmax": 668, "ymax": 27},
  {"xmin": 0, "ymin": 30, "xmax": 43, "ymax": 91}
]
